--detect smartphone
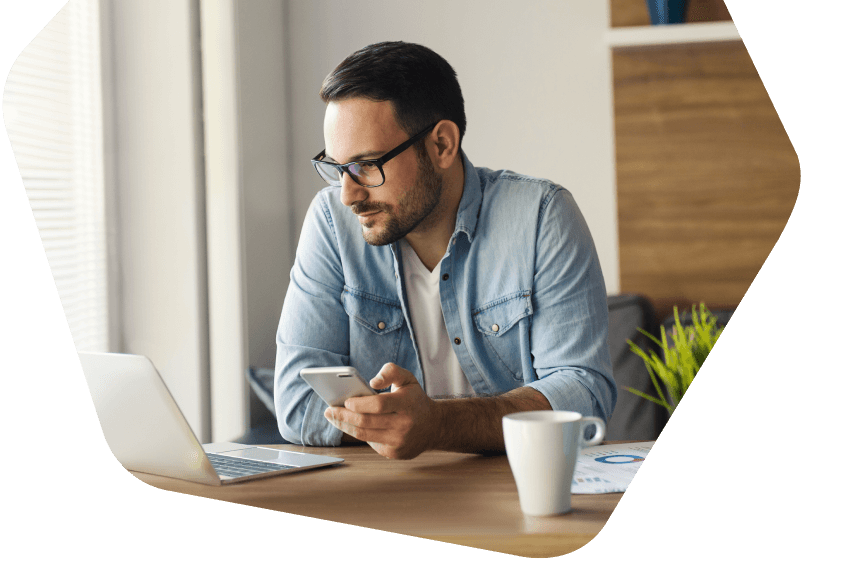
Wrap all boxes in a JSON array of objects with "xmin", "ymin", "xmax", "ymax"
[{"xmin": 299, "ymin": 366, "xmax": 377, "ymax": 407}]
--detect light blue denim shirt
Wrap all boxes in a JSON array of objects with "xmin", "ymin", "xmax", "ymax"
[{"xmin": 275, "ymin": 153, "xmax": 616, "ymax": 446}]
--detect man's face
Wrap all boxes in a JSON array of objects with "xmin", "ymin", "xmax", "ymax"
[{"xmin": 322, "ymin": 98, "xmax": 443, "ymax": 246}]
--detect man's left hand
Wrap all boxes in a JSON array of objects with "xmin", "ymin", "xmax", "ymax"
[{"xmin": 324, "ymin": 363, "xmax": 439, "ymax": 460}]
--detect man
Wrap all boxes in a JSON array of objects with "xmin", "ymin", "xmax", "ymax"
[{"xmin": 275, "ymin": 41, "xmax": 615, "ymax": 460}]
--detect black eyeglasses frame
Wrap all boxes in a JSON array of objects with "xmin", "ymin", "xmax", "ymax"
[{"xmin": 311, "ymin": 121, "xmax": 439, "ymax": 188}]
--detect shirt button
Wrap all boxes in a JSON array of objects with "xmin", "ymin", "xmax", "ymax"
[
  {"xmin": 491, "ymin": 324, "xmax": 499, "ymax": 332},
  {"xmin": 454, "ymin": 337, "xmax": 461, "ymax": 345},
  {"xmin": 442, "ymin": 274, "xmax": 449, "ymax": 281},
  {"xmin": 378, "ymin": 322, "xmax": 386, "ymax": 330}
]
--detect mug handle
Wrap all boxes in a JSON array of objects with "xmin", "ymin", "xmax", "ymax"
[{"xmin": 579, "ymin": 417, "xmax": 606, "ymax": 448}]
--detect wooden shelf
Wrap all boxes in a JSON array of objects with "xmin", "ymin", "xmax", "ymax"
[{"xmin": 606, "ymin": 21, "xmax": 740, "ymax": 50}]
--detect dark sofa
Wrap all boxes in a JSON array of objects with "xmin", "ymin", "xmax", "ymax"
[{"xmin": 236, "ymin": 293, "xmax": 703, "ymax": 445}]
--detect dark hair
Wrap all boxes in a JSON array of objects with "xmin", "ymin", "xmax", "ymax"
[{"xmin": 320, "ymin": 41, "xmax": 466, "ymax": 147}]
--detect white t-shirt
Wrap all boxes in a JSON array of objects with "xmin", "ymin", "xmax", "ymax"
[{"xmin": 400, "ymin": 240, "xmax": 474, "ymax": 398}]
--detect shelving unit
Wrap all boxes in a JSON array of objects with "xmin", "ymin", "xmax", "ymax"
[
  {"xmin": 605, "ymin": 20, "xmax": 740, "ymax": 49},
  {"xmin": 606, "ymin": 14, "xmax": 798, "ymax": 314}
]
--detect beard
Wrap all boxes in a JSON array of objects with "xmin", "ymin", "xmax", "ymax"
[{"xmin": 352, "ymin": 150, "xmax": 444, "ymax": 247}]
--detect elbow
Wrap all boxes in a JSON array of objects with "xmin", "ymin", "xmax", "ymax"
[
  {"xmin": 275, "ymin": 399, "xmax": 306, "ymax": 445},
  {"xmin": 274, "ymin": 373, "xmax": 308, "ymax": 445}
]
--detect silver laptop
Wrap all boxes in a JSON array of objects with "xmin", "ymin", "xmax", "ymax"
[{"xmin": 78, "ymin": 352, "xmax": 343, "ymax": 485}]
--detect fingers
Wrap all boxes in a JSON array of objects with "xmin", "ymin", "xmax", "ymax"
[
  {"xmin": 327, "ymin": 409, "xmax": 428, "ymax": 460},
  {"xmin": 324, "ymin": 406, "xmax": 405, "ymax": 446},
  {"xmin": 370, "ymin": 362, "xmax": 418, "ymax": 393},
  {"xmin": 324, "ymin": 363, "xmax": 432, "ymax": 460},
  {"xmin": 346, "ymin": 363, "xmax": 421, "ymax": 413},
  {"xmin": 325, "ymin": 405, "xmax": 391, "ymax": 429}
]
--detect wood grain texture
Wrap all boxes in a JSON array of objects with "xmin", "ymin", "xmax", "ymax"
[
  {"xmin": 132, "ymin": 444, "xmax": 624, "ymax": 557},
  {"xmin": 613, "ymin": 42, "xmax": 799, "ymax": 316}
]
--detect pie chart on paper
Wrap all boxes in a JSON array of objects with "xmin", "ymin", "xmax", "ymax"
[
  {"xmin": 594, "ymin": 454, "xmax": 645, "ymax": 464},
  {"xmin": 571, "ymin": 441, "xmax": 654, "ymax": 494}
]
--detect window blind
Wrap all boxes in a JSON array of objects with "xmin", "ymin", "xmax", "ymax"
[{"xmin": 3, "ymin": 0, "xmax": 108, "ymax": 352}]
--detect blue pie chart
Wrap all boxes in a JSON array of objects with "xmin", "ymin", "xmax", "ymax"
[{"xmin": 594, "ymin": 454, "xmax": 644, "ymax": 464}]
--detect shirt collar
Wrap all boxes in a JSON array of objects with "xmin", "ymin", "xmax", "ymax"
[{"xmin": 452, "ymin": 151, "xmax": 482, "ymax": 244}]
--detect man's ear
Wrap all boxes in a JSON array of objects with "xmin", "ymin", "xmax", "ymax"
[{"xmin": 429, "ymin": 120, "xmax": 460, "ymax": 169}]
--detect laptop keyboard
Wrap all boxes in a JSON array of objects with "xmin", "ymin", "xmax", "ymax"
[{"xmin": 206, "ymin": 453, "xmax": 295, "ymax": 479}]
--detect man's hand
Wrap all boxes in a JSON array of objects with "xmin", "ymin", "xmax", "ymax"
[
  {"xmin": 324, "ymin": 362, "xmax": 553, "ymax": 459},
  {"xmin": 324, "ymin": 363, "xmax": 439, "ymax": 460}
]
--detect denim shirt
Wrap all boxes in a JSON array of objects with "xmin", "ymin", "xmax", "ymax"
[{"xmin": 275, "ymin": 153, "xmax": 616, "ymax": 446}]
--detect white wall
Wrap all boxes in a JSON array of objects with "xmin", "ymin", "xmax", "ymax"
[
  {"xmin": 104, "ymin": 0, "xmax": 296, "ymax": 442},
  {"xmin": 105, "ymin": 0, "xmax": 210, "ymax": 440},
  {"xmin": 234, "ymin": 0, "xmax": 293, "ymax": 372},
  {"xmin": 285, "ymin": 0, "xmax": 619, "ymax": 291},
  {"xmin": 198, "ymin": 0, "xmax": 296, "ymax": 443}
]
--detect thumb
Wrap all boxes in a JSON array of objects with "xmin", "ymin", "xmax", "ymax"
[{"xmin": 371, "ymin": 362, "xmax": 418, "ymax": 392}]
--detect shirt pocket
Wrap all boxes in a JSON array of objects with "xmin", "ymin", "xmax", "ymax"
[
  {"xmin": 342, "ymin": 287, "xmax": 404, "ymax": 379},
  {"xmin": 472, "ymin": 291, "xmax": 532, "ymax": 382}
]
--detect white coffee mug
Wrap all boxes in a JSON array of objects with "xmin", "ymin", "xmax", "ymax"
[{"xmin": 503, "ymin": 410, "xmax": 606, "ymax": 516}]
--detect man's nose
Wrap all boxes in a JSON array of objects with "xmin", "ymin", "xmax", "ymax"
[{"xmin": 339, "ymin": 172, "xmax": 368, "ymax": 208}]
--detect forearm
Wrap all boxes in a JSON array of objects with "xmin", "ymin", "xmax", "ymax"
[{"xmin": 430, "ymin": 386, "xmax": 551, "ymax": 454}]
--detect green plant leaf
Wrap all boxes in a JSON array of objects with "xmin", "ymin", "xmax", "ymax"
[
  {"xmin": 626, "ymin": 302, "xmax": 724, "ymax": 415},
  {"xmin": 625, "ymin": 386, "xmax": 673, "ymax": 413}
]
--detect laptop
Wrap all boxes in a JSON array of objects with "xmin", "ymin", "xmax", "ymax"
[{"xmin": 78, "ymin": 352, "xmax": 343, "ymax": 485}]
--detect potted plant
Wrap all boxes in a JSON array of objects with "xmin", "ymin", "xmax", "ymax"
[{"xmin": 626, "ymin": 303, "xmax": 724, "ymax": 414}]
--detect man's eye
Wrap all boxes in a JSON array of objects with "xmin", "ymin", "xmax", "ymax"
[{"xmin": 357, "ymin": 162, "xmax": 378, "ymax": 171}]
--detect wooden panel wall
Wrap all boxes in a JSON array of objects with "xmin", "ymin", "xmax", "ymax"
[{"xmin": 613, "ymin": 42, "xmax": 799, "ymax": 317}]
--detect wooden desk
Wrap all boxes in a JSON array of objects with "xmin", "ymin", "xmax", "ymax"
[{"xmin": 133, "ymin": 444, "xmax": 624, "ymax": 558}]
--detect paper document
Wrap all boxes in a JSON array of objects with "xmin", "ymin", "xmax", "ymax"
[{"xmin": 571, "ymin": 441, "xmax": 654, "ymax": 494}]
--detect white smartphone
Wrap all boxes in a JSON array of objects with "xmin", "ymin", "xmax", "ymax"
[{"xmin": 299, "ymin": 366, "xmax": 377, "ymax": 407}]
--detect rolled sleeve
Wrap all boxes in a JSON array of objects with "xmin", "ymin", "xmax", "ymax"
[{"xmin": 526, "ymin": 187, "xmax": 616, "ymax": 421}]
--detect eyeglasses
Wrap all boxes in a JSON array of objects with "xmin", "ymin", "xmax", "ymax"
[{"xmin": 311, "ymin": 121, "xmax": 438, "ymax": 188}]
